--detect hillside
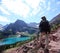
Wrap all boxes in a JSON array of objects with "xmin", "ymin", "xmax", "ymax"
[
  {"xmin": 50, "ymin": 14, "xmax": 60, "ymax": 24},
  {"xmin": 28, "ymin": 22, "xmax": 39, "ymax": 28}
]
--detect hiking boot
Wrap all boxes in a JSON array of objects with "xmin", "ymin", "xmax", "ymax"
[
  {"xmin": 40, "ymin": 43, "xmax": 45, "ymax": 49},
  {"xmin": 44, "ymin": 48, "xmax": 49, "ymax": 53}
]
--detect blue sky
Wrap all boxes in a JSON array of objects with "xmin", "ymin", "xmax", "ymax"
[{"xmin": 0, "ymin": 0, "xmax": 60, "ymax": 25}]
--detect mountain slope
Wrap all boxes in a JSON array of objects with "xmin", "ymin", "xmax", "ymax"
[
  {"xmin": 4, "ymin": 20, "xmax": 37, "ymax": 34},
  {"xmin": 0, "ymin": 24, "xmax": 4, "ymax": 31},
  {"xmin": 50, "ymin": 14, "xmax": 60, "ymax": 24},
  {"xmin": 28, "ymin": 22, "xmax": 39, "ymax": 28}
]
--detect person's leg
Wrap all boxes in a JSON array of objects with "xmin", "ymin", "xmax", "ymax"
[
  {"xmin": 39, "ymin": 32, "xmax": 46, "ymax": 43},
  {"xmin": 45, "ymin": 33, "xmax": 49, "ymax": 49},
  {"xmin": 39, "ymin": 32, "xmax": 46, "ymax": 49},
  {"xmin": 44, "ymin": 33, "xmax": 49, "ymax": 53},
  {"xmin": 45, "ymin": 32, "xmax": 50, "ymax": 49},
  {"xmin": 39, "ymin": 33, "xmax": 42, "ymax": 43}
]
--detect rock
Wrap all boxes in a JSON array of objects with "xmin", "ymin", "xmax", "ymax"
[{"xmin": 37, "ymin": 48, "xmax": 44, "ymax": 53}]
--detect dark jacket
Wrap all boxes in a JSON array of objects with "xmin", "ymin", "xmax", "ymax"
[{"xmin": 39, "ymin": 20, "xmax": 51, "ymax": 33}]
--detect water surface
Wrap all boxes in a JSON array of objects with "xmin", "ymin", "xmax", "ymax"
[{"xmin": 0, "ymin": 37, "xmax": 30, "ymax": 46}]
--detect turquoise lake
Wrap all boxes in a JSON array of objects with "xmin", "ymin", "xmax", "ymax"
[{"xmin": 0, "ymin": 37, "xmax": 30, "ymax": 46}]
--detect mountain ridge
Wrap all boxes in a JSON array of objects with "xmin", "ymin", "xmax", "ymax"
[
  {"xmin": 50, "ymin": 14, "xmax": 60, "ymax": 24},
  {"xmin": 4, "ymin": 20, "xmax": 37, "ymax": 34}
]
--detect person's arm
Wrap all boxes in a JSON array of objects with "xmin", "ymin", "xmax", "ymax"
[
  {"xmin": 47, "ymin": 21, "xmax": 51, "ymax": 32},
  {"xmin": 39, "ymin": 21, "xmax": 42, "ymax": 29}
]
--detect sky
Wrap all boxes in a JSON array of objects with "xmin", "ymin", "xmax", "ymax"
[{"xmin": 0, "ymin": 0, "xmax": 60, "ymax": 25}]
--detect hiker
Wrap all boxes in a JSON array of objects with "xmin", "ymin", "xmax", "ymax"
[{"xmin": 39, "ymin": 16, "xmax": 51, "ymax": 53}]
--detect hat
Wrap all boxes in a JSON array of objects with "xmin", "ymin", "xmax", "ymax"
[{"xmin": 41, "ymin": 16, "xmax": 46, "ymax": 20}]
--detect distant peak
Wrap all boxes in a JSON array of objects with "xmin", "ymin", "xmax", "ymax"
[{"xmin": 15, "ymin": 19, "xmax": 24, "ymax": 23}]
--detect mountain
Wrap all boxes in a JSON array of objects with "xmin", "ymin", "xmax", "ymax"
[
  {"xmin": 0, "ymin": 24, "xmax": 4, "ymax": 31},
  {"xmin": 28, "ymin": 22, "xmax": 39, "ymax": 28},
  {"xmin": 50, "ymin": 14, "xmax": 60, "ymax": 24},
  {"xmin": 4, "ymin": 20, "xmax": 37, "ymax": 34},
  {"xmin": 3, "ymin": 24, "xmax": 9, "ymax": 29}
]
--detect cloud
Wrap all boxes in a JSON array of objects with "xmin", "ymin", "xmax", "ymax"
[
  {"xmin": 2, "ymin": 0, "xmax": 30, "ymax": 18},
  {"xmin": 39, "ymin": 0, "xmax": 46, "ymax": 9},
  {"xmin": 0, "ymin": 6, "xmax": 10, "ymax": 15},
  {"xmin": 47, "ymin": 1, "xmax": 51, "ymax": 11},
  {"xmin": 25, "ymin": 0, "xmax": 46, "ymax": 16},
  {"xmin": 1, "ymin": 0, "xmax": 58, "ymax": 20},
  {"xmin": 25, "ymin": 0, "xmax": 40, "ymax": 9},
  {"xmin": 52, "ymin": 8, "xmax": 57, "ymax": 12},
  {"xmin": 1, "ymin": 0, "xmax": 47, "ymax": 18},
  {"xmin": 0, "ymin": 16, "xmax": 10, "ymax": 22}
]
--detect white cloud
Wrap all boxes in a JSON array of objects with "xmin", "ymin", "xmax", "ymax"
[
  {"xmin": 30, "ymin": 7, "xmax": 41, "ymax": 16},
  {"xmin": 47, "ymin": 1, "xmax": 51, "ymax": 11},
  {"xmin": 25, "ymin": 0, "xmax": 46, "ymax": 16},
  {"xmin": 1, "ymin": 0, "xmax": 47, "ymax": 18},
  {"xmin": 1, "ymin": 0, "xmax": 53, "ymax": 18},
  {"xmin": 0, "ymin": 16, "xmax": 10, "ymax": 22},
  {"xmin": 39, "ymin": 0, "xmax": 46, "ymax": 9},
  {"xmin": 0, "ymin": 6, "xmax": 10, "ymax": 15},
  {"xmin": 25, "ymin": 0, "xmax": 40, "ymax": 9},
  {"xmin": 2, "ymin": 0, "xmax": 30, "ymax": 18}
]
